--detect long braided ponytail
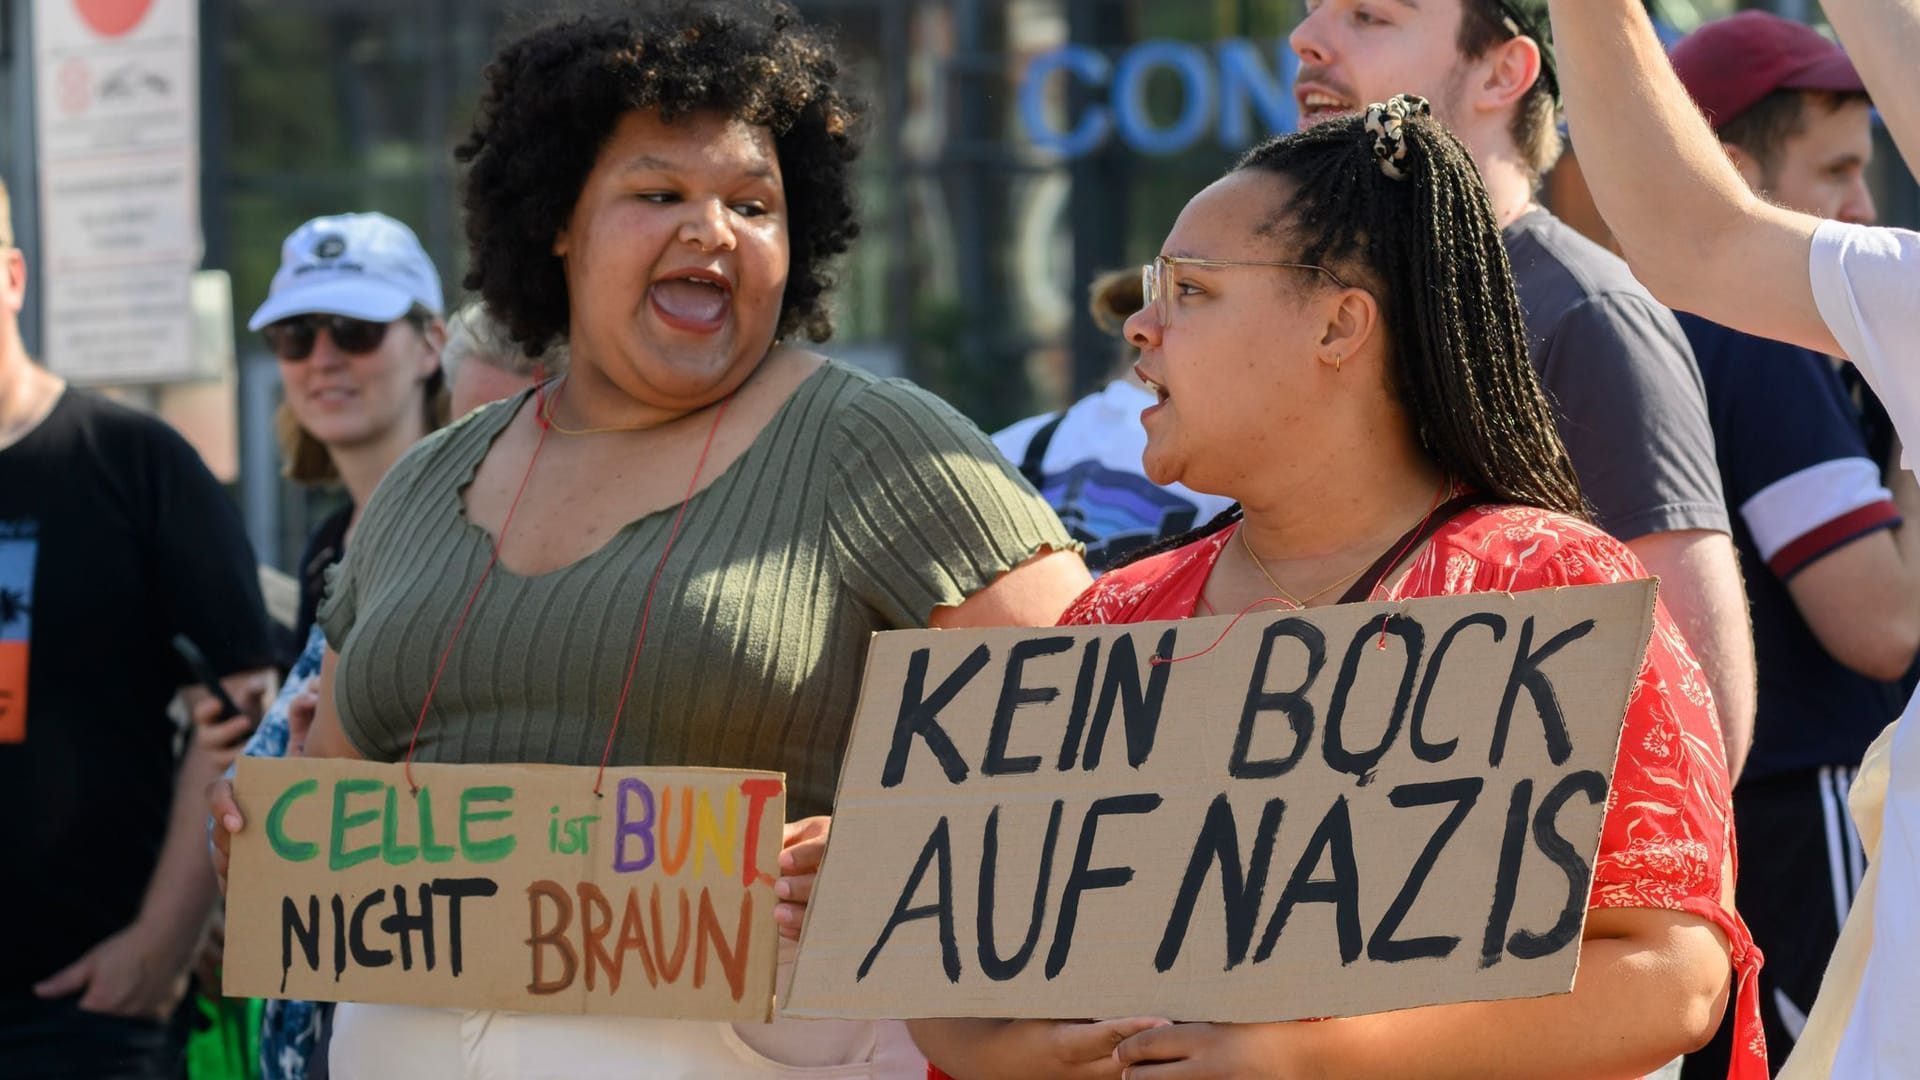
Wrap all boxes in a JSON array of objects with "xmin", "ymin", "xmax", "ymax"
[{"xmin": 1246, "ymin": 97, "xmax": 1585, "ymax": 517}]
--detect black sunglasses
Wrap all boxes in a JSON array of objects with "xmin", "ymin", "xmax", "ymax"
[{"xmin": 263, "ymin": 312, "xmax": 422, "ymax": 361}]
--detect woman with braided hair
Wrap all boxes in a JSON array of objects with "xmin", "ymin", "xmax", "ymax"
[{"xmin": 913, "ymin": 97, "xmax": 1764, "ymax": 1080}]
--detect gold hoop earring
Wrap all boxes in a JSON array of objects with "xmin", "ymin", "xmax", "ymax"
[{"xmin": 1334, "ymin": 353, "xmax": 1344, "ymax": 373}]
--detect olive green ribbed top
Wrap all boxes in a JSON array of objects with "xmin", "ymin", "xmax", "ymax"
[{"xmin": 318, "ymin": 361, "xmax": 1071, "ymax": 817}]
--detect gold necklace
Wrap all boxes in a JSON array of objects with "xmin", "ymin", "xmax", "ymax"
[
  {"xmin": 1237, "ymin": 475, "xmax": 1452, "ymax": 608},
  {"xmin": 537, "ymin": 375, "xmax": 673, "ymax": 436},
  {"xmin": 1238, "ymin": 527, "xmax": 1374, "ymax": 609}
]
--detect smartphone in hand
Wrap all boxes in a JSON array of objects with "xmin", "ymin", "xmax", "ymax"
[{"xmin": 172, "ymin": 634, "xmax": 244, "ymax": 721}]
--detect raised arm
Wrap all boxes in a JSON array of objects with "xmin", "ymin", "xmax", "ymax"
[
  {"xmin": 1822, "ymin": 0, "xmax": 1920, "ymax": 169},
  {"xmin": 1546, "ymin": 0, "xmax": 1839, "ymax": 356}
]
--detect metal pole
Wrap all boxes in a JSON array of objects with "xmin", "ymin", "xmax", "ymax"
[{"xmin": 7, "ymin": 0, "xmax": 41, "ymax": 358}]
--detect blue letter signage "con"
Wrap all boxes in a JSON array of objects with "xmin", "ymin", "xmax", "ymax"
[{"xmin": 1019, "ymin": 38, "xmax": 1300, "ymax": 160}]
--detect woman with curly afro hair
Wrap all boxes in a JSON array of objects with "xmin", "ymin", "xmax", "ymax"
[{"xmin": 209, "ymin": 2, "xmax": 1089, "ymax": 1075}]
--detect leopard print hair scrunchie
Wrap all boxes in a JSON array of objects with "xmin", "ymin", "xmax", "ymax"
[{"xmin": 1363, "ymin": 94, "xmax": 1431, "ymax": 181}]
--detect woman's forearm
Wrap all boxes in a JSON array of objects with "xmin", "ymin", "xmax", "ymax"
[
  {"xmin": 910, "ymin": 1020, "xmax": 1035, "ymax": 1080},
  {"xmin": 1311, "ymin": 912, "xmax": 1731, "ymax": 1080},
  {"xmin": 911, "ymin": 1016, "xmax": 1157, "ymax": 1080}
]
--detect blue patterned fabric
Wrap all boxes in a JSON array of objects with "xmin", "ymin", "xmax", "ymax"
[{"xmin": 220, "ymin": 627, "xmax": 327, "ymax": 1080}]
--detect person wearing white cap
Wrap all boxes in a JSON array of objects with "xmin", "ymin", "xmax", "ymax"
[
  {"xmin": 189, "ymin": 213, "xmax": 448, "ymax": 1080},
  {"xmin": 247, "ymin": 211, "xmax": 448, "ymax": 657}
]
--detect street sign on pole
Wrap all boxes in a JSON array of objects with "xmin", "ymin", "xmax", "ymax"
[{"xmin": 32, "ymin": 0, "xmax": 200, "ymax": 384}]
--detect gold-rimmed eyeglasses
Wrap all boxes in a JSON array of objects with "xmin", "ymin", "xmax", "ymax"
[{"xmin": 1140, "ymin": 255, "xmax": 1351, "ymax": 327}]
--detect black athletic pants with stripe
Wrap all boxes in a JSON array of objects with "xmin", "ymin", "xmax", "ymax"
[{"xmin": 1684, "ymin": 766, "xmax": 1866, "ymax": 1077}]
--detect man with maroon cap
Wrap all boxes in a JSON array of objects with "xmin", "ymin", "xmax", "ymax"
[
  {"xmin": 1673, "ymin": 12, "xmax": 1879, "ymax": 229},
  {"xmin": 1665, "ymin": 14, "xmax": 1920, "ymax": 1076},
  {"xmin": 1549, "ymin": 0, "xmax": 1920, "ymax": 1074}
]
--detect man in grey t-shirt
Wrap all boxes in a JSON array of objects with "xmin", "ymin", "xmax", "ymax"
[
  {"xmin": 1504, "ymin": 211, "xmax": 1729, "ymax": 540},
  {"xmin": 1291, "ymin": 0, "xmax": 1754, "ymax": 779}
]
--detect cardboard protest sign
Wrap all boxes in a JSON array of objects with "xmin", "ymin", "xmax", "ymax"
[
  {"xmin": 786, "ymin": 582, "xmax": 1656, "ymax": 1023},
  {"xmin": 226, "ymin": 759, "xmax": 785, "ymax": 1021}
]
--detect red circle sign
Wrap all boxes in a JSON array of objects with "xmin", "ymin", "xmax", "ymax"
[{"xmin": 74, "ymin": 0, "xmax": 154, "ymax": 38}]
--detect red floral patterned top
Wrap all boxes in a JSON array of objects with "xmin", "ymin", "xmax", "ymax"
[{"xmin": 927, "ymin": 503, "xmax": 1766, "ymax": 1080}]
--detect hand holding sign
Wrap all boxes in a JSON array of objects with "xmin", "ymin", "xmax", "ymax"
[
  {"xmin": 1111, "ymin": 1021, "xmax": 1312, "ymax": 1079},
  {"xmin": 225, "ymin": 760, "xmax": 786, "ymax": 1021},
  {"xmin": 776, "ymin": 816, "xmax": 830, "ymax": 940},
  {"xmin": 915, "ymin": 1017, "xmax": 1175, "ymax": 1080},
  {"xmin": 789, "ymin": 583, "xmax": 1656, "ymax": 1024},
  {"xmin": 208, "ymin": 777, "xmax": 239, "ymax": 890}
]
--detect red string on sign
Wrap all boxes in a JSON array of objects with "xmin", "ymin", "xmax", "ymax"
[
  {"xmin": 401, "ymin": 378, "xmax": 732, "ymax": 795},
  {"xmin": 1150, "ymin": 596, "xmax": 1294, "ymax": 667},
  {"xmin": 402, "ymin": 384, "xmax": 554, "ymax": 794},
  {"xmin": 592, "ymin": 393, "xmax": 732, "ymax": 796},
  {"xmin": 1149, "ymin": 476, "xmax": 1452, "ymax": 669}
]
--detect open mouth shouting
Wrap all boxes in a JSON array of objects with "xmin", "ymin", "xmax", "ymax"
[
  {"xmin": 1138, "ymin": 367, "xmax": 1170, "ymax": 419},
  {"xmin": 649, "ymin": 267, "xmax": 734, "ymax": 335},
  {"xmin": 1296, "ymin": 81, "xmax": 1360, "ymax": 125}
]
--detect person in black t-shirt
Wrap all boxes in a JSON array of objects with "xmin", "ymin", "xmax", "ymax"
[
  {"xmin": 0, "ymin": 179, "xmax": 276, "ymax": 1077},
  {"xmin": 208, "ymin": 233, "xmax": 537, "ymax": 1080}
]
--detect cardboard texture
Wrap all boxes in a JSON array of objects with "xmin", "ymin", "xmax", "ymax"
[
  {"xmin": 227, "ymin": 759, "xmax": 785, "ymax": 1021},
  {"xmin": 786, "ymin": 583, "xmax": 1656, "ymax": 1023}
]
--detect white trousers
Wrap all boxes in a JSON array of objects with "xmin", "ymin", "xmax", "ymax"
[{"xmin": 328, "ymin": 943, "xmax": 924, "ymax": 1080}]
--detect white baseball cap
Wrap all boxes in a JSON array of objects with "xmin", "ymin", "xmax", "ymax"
[{"xmin": 247, "ymin": 212, "xmax": 445, "ymax": 331}]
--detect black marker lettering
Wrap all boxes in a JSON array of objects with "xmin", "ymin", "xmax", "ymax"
[
  {"xmin": 1367, "ymin": 778, "xmax": 1483, "ymax": 963},
  {"xmin": 985, "ymin": 637, "xmax": 1073, "ymax": 776},
  {"xmin": 1055, "ymin": 640, "xmax": 1103, "ymax": 771},
  {"xmin": 1047, "ymin": 794, "xmax": 1163, "ymax": 977},
  {"xmin": 1480, "ymin": 779, "xmax": 1534, "ymax": 969},
  {"xmin": 280, "ymin": 895, "xmax": 321, "ymax": 993},
  {"xmin": 432, "ymin": 877, "xmax": 498, "ymax": 977},
  {"xmin": 881, "ymin": 645, "xmax": 990, "ymax": 787},
  {"xmin": 1508, "ymin": 771, "xmax": 1608, "ymax": 960},
  {"xmin": 978, "ymin": 801, "xmax": 1066, "ymax": 981},
  {"xmin": 859, "ymin": 816, "xmax": 960, "ymax": 982},
  {"xmin": 1410, "ymin": 613, "xmax": 1507, "ymax": 764},
  {"xmin": 1157, "ymin": 794, "xmax": 1287, "ymax": 972},
  {"xmin": 1231, "ymin": 619, "xmax": 1326, "ymax": 779},
  {"xmin": 331, "ymin": 894, "xmax": 347, "ymax": 981},
  {"xmin": 379, "ymin": 883, "xmax": 435, "ymax": 971},
  {"xmin": 1491, "ymin": 618, "xmax": 1595, "ymax": 767},
  {"xmin": 349, "ymin": 888, "xmax": 393, "ymax": 969},
  {"xmin": 1080, "ymin": 630, "xmax": 1177, "ymax": 771},
  {"xmin": 1324, "ymin": 616, "xmax": 1425, "ymax": 781},
  {"xmin": 1256, "ymin": 796, "xmax": 1362, "ymax": 965}
]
